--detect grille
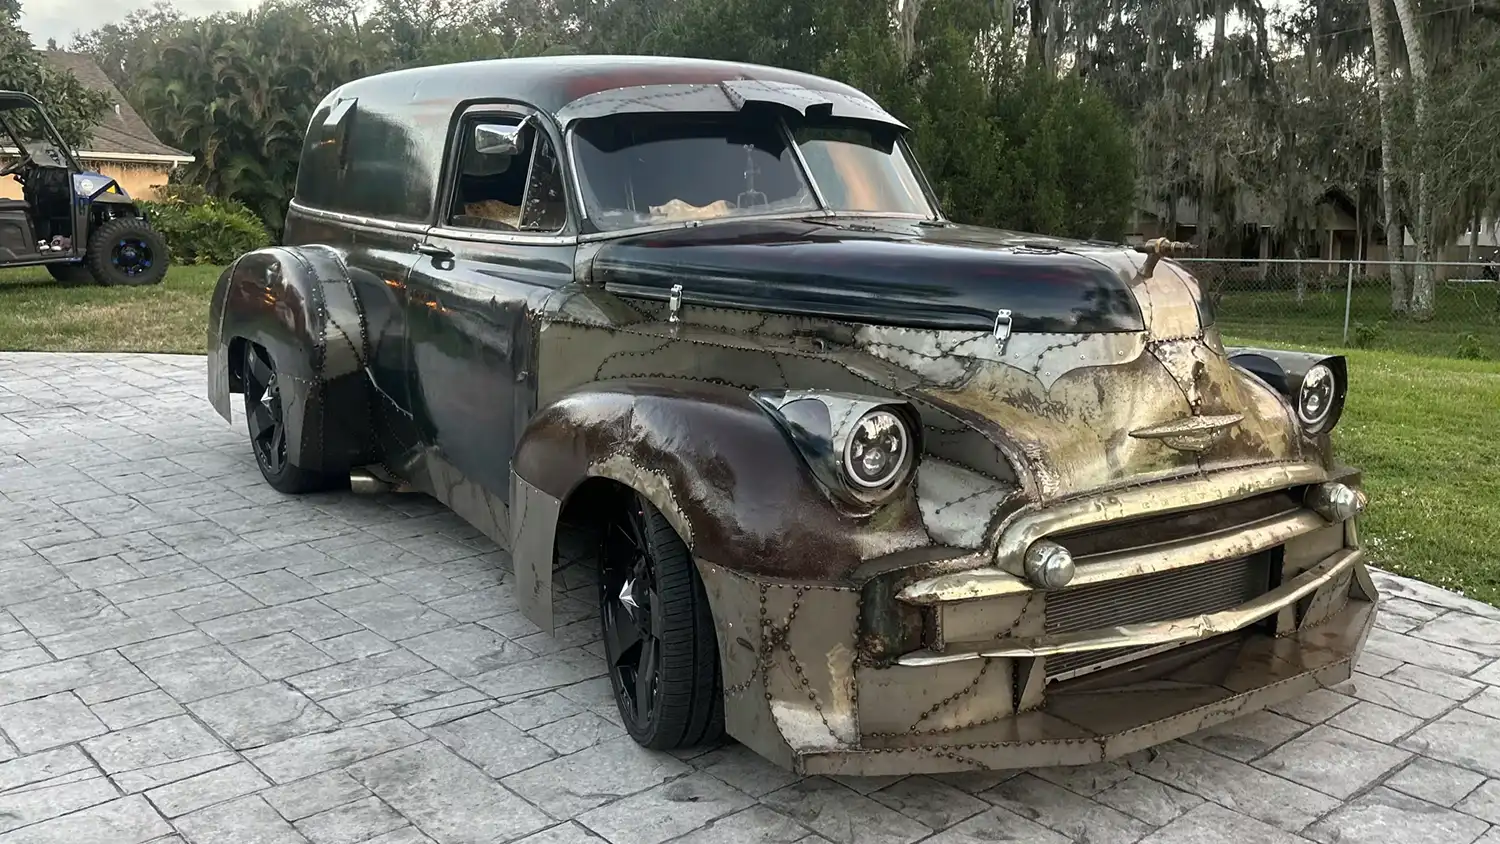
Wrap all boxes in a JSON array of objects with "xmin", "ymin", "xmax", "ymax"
[
  {"xmin": 1044, "ymin": 554, "xmax": 1273, "ymax": 682},
  {"xmin": 1050, "ymin": 490, "xmax": 1301, "ymax": 559}
]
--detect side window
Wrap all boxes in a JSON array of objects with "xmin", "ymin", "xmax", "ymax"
[{"xmin": 448, "ymin": 115, "xmax": 568, "ymax": 234}]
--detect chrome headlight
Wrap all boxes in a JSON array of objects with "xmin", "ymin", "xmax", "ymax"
[
  {"xmin": 844, "ymin": 410, "xmax": 912, "ymax": 489},
  {"xmin": 1228, "ymin": 348, "xmax": 1347, "ymax": 436},
  {"xmin": 1297, "ymin": 364, "xmax": 1337, "ymax": 432},
  {"xmin": 752, "ymin": 389, "xmax": 922, "ymax": 508}
]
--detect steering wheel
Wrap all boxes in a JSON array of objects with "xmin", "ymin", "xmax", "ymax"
[{"xmin": 0, "ymin": 156, "xmax": 29, "ymax": 178}]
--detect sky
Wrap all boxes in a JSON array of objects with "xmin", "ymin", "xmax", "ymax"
[{"xmin": 20, "ymin": 0, "xmax": 262, "ymax": 47}]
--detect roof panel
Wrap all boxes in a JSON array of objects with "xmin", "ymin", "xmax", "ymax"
[{"xmin": 336, "ymin": 55, "xmax": 878, "ymax": 119}]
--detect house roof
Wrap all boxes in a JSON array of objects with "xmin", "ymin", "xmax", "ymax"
[{"xmin": 38, "ymin": 51, "xmax": 193, "ymax": 163}]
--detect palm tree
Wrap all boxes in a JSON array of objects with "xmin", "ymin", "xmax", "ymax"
[{"xmin": 132, "ymin": 4, "xmax": 382, "ymax": 234}]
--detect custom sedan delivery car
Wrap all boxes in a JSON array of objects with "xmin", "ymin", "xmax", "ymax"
[{"xmin": 206, "ymin": 56, "xmax": 1377, "ymax": 775}]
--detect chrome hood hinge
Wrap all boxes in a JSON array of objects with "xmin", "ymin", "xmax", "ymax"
[{"xmin": 993, "ymin": 308, "xmax": 1013, "ymax": 354}]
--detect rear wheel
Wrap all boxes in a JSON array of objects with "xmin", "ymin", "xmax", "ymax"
[
  {"xmin": 86, "ymin": 216, "xmax": 169, "ymax": 286},
  {"xmin": 598, "ymin": 490, "xmax": 724, "ymax": 750},
  {"xmin": 45, "ymin": 263, "xmax": 93, "ymax": 286},
  {"xmin": 242, "ymin": 343, "xmax": 341, "ymax": 494}
]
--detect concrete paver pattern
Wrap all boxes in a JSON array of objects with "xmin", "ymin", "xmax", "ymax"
[{"xmin": 2, "ymin": 351, "xmax": 1500, "ymax": 844}]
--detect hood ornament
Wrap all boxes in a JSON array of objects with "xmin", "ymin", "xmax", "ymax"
[
  {"xmin": 1129, "ymin": 413, "xmax": 1243, "ymax": 453},
  {"xmin": 1134, "ymin": 237, "xmax": 1194, "ymax": 277}
]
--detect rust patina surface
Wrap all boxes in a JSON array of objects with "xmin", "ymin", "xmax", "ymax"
[{"xmin": 205, "ymin": 55, "xmax": 1376, "ymax": 775}]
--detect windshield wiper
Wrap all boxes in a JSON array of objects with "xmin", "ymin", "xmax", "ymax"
[{"xmin": 799, "ymin": 216, "xmax": 885, "ymax": 232}]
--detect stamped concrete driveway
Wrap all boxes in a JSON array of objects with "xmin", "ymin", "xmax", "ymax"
[{"xmin": 3, "ymin": 352, "xmax": 1500, "ymax": 844}]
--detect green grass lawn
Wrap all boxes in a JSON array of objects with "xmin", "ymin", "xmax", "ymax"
[
  {"xmin": 1313, "ymin": 349, "xmax": 1500, "ymax": 605},
  {"xmin": 1216, "ymin": 284, "xmax": 1500, "ymax": 360},
  {"xmin": 0, "ymin": 264, "xmax": 1496, "ymax": 605},
  {"xmin": 0, "ymin": 264, "xmax": 221, "ymax": 353}
]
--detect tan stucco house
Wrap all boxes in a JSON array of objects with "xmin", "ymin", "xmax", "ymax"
[{"xmin": 1, "ymin": 51, "xmax": 193, "ymax": 201}]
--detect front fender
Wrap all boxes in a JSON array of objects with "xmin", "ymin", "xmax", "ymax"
[
  {"xmin": 508, "ymin": 378, "xmax": 931, "ymax": 629},
  {"xmin": 205, "ymin": 245, "xmax": 373, "ymax": 472},
  {"xmin": 1228, "ymin": 347, "xmax": 1349, "ymax": 438}
]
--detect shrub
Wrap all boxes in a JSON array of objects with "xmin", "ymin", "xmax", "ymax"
[
  {"xmin": 1351, "ymin": 320, "xmax": 1385, "ymax": 349},
  {"xmin": 1455, "ymin": 334, "xmax": 1490, "ymax": 361},
  {"xmin": 139, "ymin": 191, "xmax": 271, "ymax": 265}
]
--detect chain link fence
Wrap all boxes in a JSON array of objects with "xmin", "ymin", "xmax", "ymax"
[{"xmin": 1175, "ymin": 259, "xmax": 1500, "ymax": 360}]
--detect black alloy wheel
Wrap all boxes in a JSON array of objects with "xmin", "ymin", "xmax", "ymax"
[
  {"xmin": 111, "ymin": 237, "xmax": 154, "ymax": 279},
  {"xmin": 86, "ymin": 216, "xmax": 169, "ymax": 286},
  {"xmin": 241, "ymin": 343, "xmax": 340, "ymax": 494},
  {"xmin": 244, "ymin": 344, "xmax": 287, "ymax": 477},
  {"xmin": 598, "ymin": 490, "xmax": 723, "ymax": 749}
]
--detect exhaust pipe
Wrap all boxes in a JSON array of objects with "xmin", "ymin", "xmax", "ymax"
[
  {"xmin": 349, "ymin": 468, "xmax": 390, "ymax": 494},
  {"xmin": 349, "ymin": 467, "xmax": 412, "ymax": 495}
]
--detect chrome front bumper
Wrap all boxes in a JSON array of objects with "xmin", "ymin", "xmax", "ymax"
[
  {"xmin": 899, "ymin": 546, "xmax": 1364, "ymax": 667},
  {"xmin": 695, "ymin": 471, "xmax": 1377, "ymax": 775},
  {"xmin": 801, "ymin": 595, "xmax": 1375, "ymax": 776}
]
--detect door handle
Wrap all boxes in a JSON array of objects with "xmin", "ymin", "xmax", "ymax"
[{"xmin": 415, "ymin": 242, "xmax": 453, "ymax": 259}]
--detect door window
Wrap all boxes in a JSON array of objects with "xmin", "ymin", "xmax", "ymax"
[{"xmin": 448, "ymin": 115, "xmax": 568, "ymax": 234}]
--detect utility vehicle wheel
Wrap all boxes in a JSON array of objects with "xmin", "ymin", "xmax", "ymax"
[
  {"xmin": 598, "ymin": 490, "xmax": 724, "ymax": 750},
  {"xmin": 46, "ymin": 263, "xmax": 94, "ymax": 285},
  {"xmin": 242, "ymin": 343, "xmax": 342, "ymax": 494},
  {"xmin": 86, "ymin": 216, "xmax": 169, "ymax": 286}
]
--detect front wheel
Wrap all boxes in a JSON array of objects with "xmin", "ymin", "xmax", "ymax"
[
  {"xmin": 86, "ymin": 216, "xmax": 169, "ymax": 286},
  {"xmin": 598, "ymin": 490, "xmax": 724, "ymax": 750},
  {"xmin": 241, "ymin": 343, "xmax": 342, "ymax": 494},
  {"xmin": 46, "ymin": 263, "xmax": 94, "ymax": 286}
]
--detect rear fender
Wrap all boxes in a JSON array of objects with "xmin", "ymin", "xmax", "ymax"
[{"xmin": 206, "ymin": 245, "xmax": 373, "ymax": 471}]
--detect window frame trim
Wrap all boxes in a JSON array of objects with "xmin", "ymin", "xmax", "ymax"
[
  {"xmin": 563, "ymin": 109, "xmax": 946, "ymax": 235},
  {"xmin": 437, "ymin": 102, "xmax": 576, "ymax": 238}
]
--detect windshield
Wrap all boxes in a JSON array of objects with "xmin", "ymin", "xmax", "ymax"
[
  {"xmin": 0, "ymin": 109, "xmax": 71, "ymax": 167},
  {"xmin": 790, "ymin": 120, "xmax": 931, "ymax": 216},
  {"xmin": 570, "ymin": 112, "xmax": 936, "ymax": 231}
]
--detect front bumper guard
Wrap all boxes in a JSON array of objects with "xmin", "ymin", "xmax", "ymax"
[
  {"xmin": 798, "ymin": 596, "xmax": 1374, "ymax": 776},
  {"xmin": 899, "ymin": 546, "xmax": 1364, "ymax": 666},
  {"xmin": 699, "ymin": 539, "xmax": 1377, "ymax": 776}
]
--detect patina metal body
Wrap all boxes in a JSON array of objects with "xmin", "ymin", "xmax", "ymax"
[{"xmin": 205, "ymin": 56, "xmax": 1377, "ymax": 775}]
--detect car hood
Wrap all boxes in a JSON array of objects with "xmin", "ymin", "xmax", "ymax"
[
  {"xmin": 590, "ymin": 217, "xmax": 1148, "ymax": 334},
  {"xmin": 587, "ymin": 217, "xmax": 1307, "ymax": 511}
]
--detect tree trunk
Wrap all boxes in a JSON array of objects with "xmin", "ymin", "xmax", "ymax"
[
  {"xmin": 1295, "ymin": 242, "xmax": 1308, "ymax": 304},
  {"xmin": 1357, "ymin": 196, "xmax": 1366, "ymax": 271},
  {"xmin": 1391, "ymin": 0, "xmax": 1435, "ymax": 319},
  {"xmin": 1043, "ymin": 0, "xmax": 1059, "ymax": 72},
  {"xmin": 1029, "ymin": 0, "xmax": 1047, "ymax": 65},
  {"xmin": 1469, "ymin": 212, "xmax": 1480, "ymax": 265},
  {"xmin": 1259, "ymin": 227, "xmax": 1270, "ymax": 281},
  {"xmin": 1213, "ymin": 0, "xmax": 1227, "ymax": 94},
  {"xmin": 897, "ymin": 0, "xmax": 922, "ymax": 64},
  {"xmin": 1367, "ymin": 0, "xmax": 1409, "ymax": 314}
]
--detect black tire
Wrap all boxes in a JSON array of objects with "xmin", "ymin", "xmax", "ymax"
[
  {"xmin": 241, "ymin": 342, "xmax": 342, "ymax": 495},
  {"xmin": 45, "ymin": 263, "xmax": 94, "ymax": 286},
  {"xmin": 86, "ymin": 216, "xmax": 169, "ymax": 286},
  {"xmin": 598, "ymin": 490, "xmax": 724, "ymax": 750}
]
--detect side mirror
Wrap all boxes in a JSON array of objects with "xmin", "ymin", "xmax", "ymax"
[{"xmin": 473, "ymin": 123, "xmax": 524, "ymax": 157}]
